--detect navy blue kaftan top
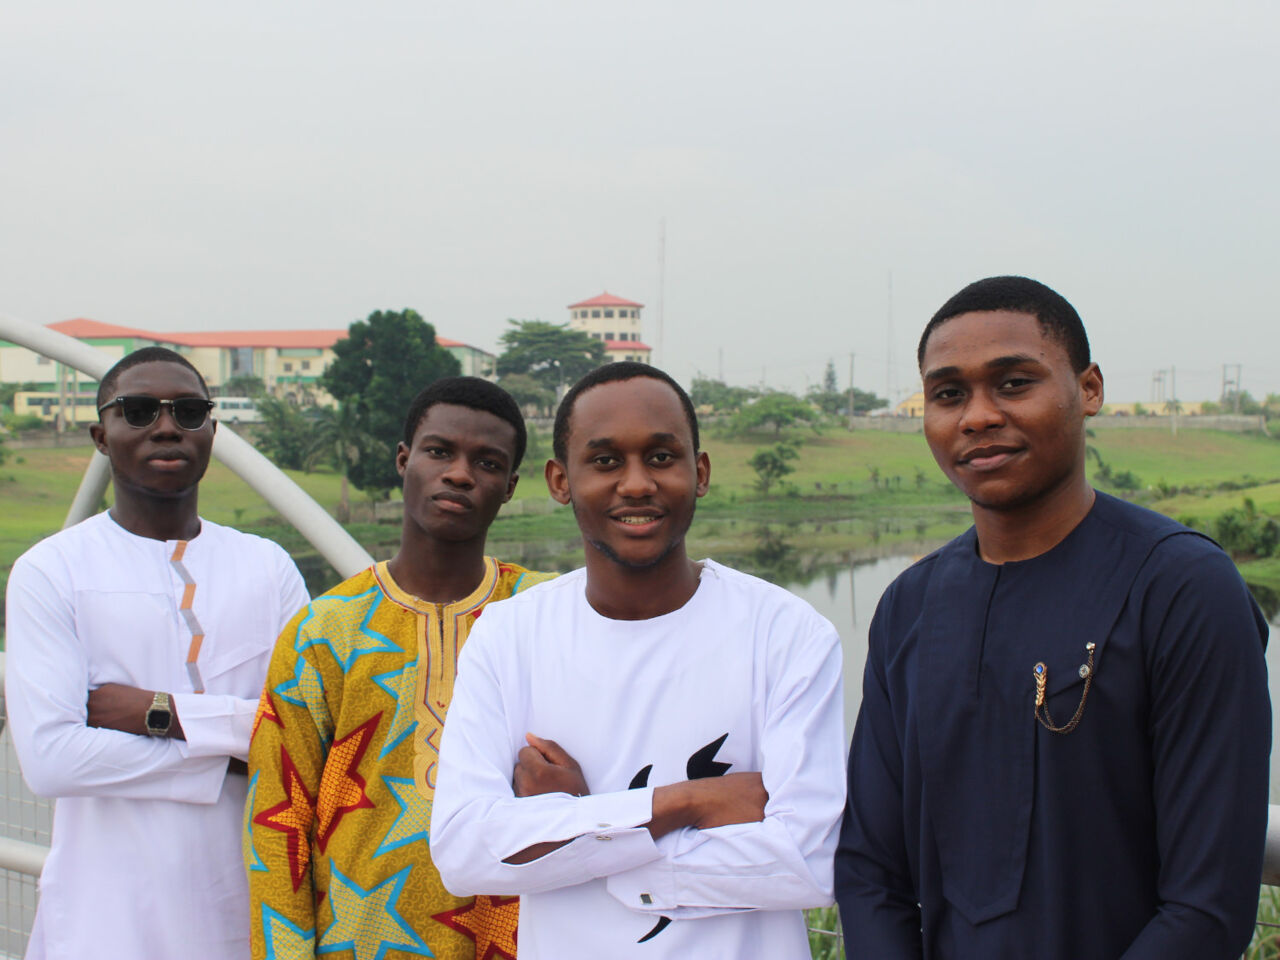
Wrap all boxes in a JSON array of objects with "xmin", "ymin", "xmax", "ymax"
[{"xmin": 836, "ymin": 492, "xmax": 1271, "ymax": 959}]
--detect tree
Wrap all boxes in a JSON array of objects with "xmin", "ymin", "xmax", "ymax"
[
  {"xmin": 497, "ymin": 372, "xmax": 556, "ymax": 417},
  {"xmin": 304, "ymin": 403, "xmax": 371, "ymax": 522},
  {"xmin": 822, "ymin": 359, "xmax": 838, "ymax": 395},
  {"xmin": 496, "ymin": 320, "xmax": 605, "ymax": 394},
  {"xmin": 253, "ymin": 395, "xmax": 312, "ymax": 470},
  {"xmin": 690, "ymin": 377, "xmax": 757, "ymax": 413},
  {"xmin": 748, "ymin": 440, "xmax": 800, "ymax": 495},
  {"xmin": 222, "ymin": 374, "xmax": 267, "ymax": 398},
  {"xmin": 1221, "ymin": 389, "xmax": 1262, "ymax": 415},
  {"xmin": 0, "ymin": 381, "xmax": 38, "ymax": 412},
  {"xmin": 806, "ymin": 362, "xmax": 887, "ymax": 417},
  {"xmin": 732, "ymin": 392, "xmax": 817, "ymax": 437},
  {"xmin": 1264, "ymin": 393, "xmax": 1280, "ymax": 421},
  {"xmin": 321, "ymin": 309, "xmax": 461, "ymax": 495}
]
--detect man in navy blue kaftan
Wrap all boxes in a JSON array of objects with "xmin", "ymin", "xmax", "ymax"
[{"xmin": 835, "ymin": 276, "xmax": 1271, "ymax": 960}]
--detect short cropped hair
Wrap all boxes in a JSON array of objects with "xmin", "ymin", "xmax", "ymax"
[
  {"xmin": 96, "ymin": 347, "xmax": 210, "ymax": 409},
  {"xmin": 553, "ymin": 362, "xmax": 699, "ymax": 462},
  {"xmin": 402, "ymin": 376, "xmax": 527, "ymax": 471},
  {"xmin": 917, "ymin": 276, "xmax": 1091, "ymax": 373}
]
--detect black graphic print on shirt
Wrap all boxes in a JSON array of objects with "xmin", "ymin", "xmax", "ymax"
[{"xmin": 628, "ymin": 733, "xmax": 732, "ymax": 944}]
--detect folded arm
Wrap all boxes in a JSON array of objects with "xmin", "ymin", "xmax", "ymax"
[
  {"xmin": 504, "ymin": 732, "xmax": 769, "ymax": 865},
  {"xmin": 604, "ymin": 624, "xmax": 846, "ymax": 917},
  {"xmin": 432, "ymin": 618, "xmax": 845, "ymax": 914},
  {"xmin": 4, "ymin": 560, "xmax": 227, "ymax": 803}
]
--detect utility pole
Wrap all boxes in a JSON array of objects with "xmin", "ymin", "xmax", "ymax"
[
  {"xmin": 718, "ymin": 347, "xmax": 724, "ymax": 382},
  {"xmin": 885, "ymin": 270, "xmax": 895, "ymax": 406},
  {"xmin": 56, "ymin": 361, "xmax": 67, "ymax": 434},
  {"xmin": 1150, "ymin": 369, "xmax": 1167, "ymax": 405},
  {"xmin": 656, "ymin": 218, "xmax": 666, "ymax": 369},
  {"xmin": 1170, "ymin": 365, "xmax": 1178, "ymax": 438},
  {"xmin": 1222, "ymin": 363, "xmax": 1242, "ymax": 413},
  {"xmin": 847, "ymin": 352, "xmax": 856, "ymax": 428}
]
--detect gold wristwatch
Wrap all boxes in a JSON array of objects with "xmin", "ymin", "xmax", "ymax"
[{"xmin": 145, "ymin": 691, "xmax": 172, "ymax": 737}]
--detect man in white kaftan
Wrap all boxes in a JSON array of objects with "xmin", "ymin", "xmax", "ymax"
[
  {"xmin": 3, "ymin": 348, "xmax": 308, "ymax": 960},
  {"xmin": 431, "ymin": 363, "xmax": 846, "ymax": 960},
  {"xmin": 432, "ymin": 561, "xmax": 844, "ymax": 959}
]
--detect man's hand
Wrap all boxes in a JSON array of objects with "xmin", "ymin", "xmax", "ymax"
[
  {"xmin": 503, "ymin": 742, "xmax": 768, "ymax": 864},
  {"xmin": 513, "ymin": 733, "xmax": 590, "ymax": 798},
  {"xmin": 649, "ymin": 772, "xmax": 769, "ymax": 839},
  {"xmin": 503, "ymin": 734, "xmax": 590, "ymax": 865},
  {"xmin": 86, "ymin": 683, "xmax": 185, "ymax": 740}
]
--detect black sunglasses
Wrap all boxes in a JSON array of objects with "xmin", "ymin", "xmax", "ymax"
[{"xmin": 97, "ymin": 395, "xmax": 215, "ymax": 430}]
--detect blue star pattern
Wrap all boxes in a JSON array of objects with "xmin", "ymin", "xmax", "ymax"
[
  {"xmin": 274, "ymin": 655, "xmax": 333, "ymax": 745},
  {"xmin": 317, "ymin": 864, "xmax": 432, "ymax": 960},
  {"xmin": 294, "ymin": 588, "xmax": 399, "ymax": 673},
  {"xmin": 262, "ymin": 904, "xmax": 315, "ymax": 960},
  {"xmin": 373, "ymin": 776, "xmax": 431, "ymax": 859},
  {"xmin": 245, "ymin": 771, "xmax": 267, "ymax": 873},
  {"xmin": 371, "ymin": 662, "xmax": 418, "ymax": 758}
]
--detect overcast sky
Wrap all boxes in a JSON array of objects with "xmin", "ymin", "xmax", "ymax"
[{"xmin": 3, "ymin": 0, "xmax": 1277, "ymax": 403}]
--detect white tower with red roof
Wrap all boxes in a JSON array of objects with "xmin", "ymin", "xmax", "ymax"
[{"xmin": 567, "ymin": 292, "xmax": 652, "ymax": 364}]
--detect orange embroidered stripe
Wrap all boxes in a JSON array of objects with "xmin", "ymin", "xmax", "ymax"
[{"xmin": 169, "ymin": 540, "xmax": 206, "ymax": 694}]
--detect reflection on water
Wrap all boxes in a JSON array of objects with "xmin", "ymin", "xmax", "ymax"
[
  {"xmin": 1250, "ymin": 582, "xmax": 1279, "ymax": 622},
  {"xmin": 773, "ymin": 553, "xmax": 920, "ymax": 740}
]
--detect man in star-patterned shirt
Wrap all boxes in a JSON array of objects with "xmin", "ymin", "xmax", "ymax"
[{"xmin": 246, "ymin": 378, "xmax": 552, "ymax": 960}]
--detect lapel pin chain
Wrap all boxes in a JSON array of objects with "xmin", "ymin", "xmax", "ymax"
[{"xmin": 1033, "ymin": 642, "xmax": 1096, "ymax": 734}]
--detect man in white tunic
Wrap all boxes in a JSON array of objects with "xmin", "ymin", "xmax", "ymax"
[
  {"xmin": 5, "ymin": 347, "xmax": 309, "ymax": 960},
  {"xmin": 431, "ymin": 363, "xmax": 845, "ymax": 959}
]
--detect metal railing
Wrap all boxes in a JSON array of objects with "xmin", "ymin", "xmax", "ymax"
[{"xmin": 0, "ymin": 311, "xmax": 375, "ymax": 955}]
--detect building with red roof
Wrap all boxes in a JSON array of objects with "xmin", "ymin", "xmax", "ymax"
[
  {"xmin": 567, "ymin": 292, "xmax": 651, "ymax": 365},
  {"xmin": 0, "ymin": 319, "xmax": 494, "ymax": 412}
]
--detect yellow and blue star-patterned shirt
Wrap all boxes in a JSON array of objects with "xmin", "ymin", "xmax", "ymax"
[{"xmin": 246, "ymin": 558, "xmax": 554, "ymax": 960}]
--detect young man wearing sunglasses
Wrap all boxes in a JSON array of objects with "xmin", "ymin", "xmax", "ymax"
[
  {"xmin": 5, "ymin": 346, "xmax": 309, "ymax": 960},
  {"xmin": 835, "ymin": 277, "xmax": 1271, "ymax": 959}
]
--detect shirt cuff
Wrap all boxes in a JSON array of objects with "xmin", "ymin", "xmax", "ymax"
[{"xmin": 171, "ymin": 693, "xmax": 253, "ymax": 760}]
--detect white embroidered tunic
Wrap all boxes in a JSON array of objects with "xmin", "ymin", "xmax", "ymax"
[
  {"xmin": 432, "ymin": 560, "xmax": 846, "ymax": 959},
  {"xmin": 4, "ymin": 511, "xmax": 309, "ymax": 960}
]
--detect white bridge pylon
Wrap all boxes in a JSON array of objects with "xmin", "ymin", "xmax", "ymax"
[{"xmin": 0, "ymin": 312, "xmax": 373, "ymax": 578}]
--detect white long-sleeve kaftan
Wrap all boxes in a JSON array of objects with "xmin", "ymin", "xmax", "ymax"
[
  {"xmin": 4, "ymin": 511, "xmax": 309, "ymax": 960},
  {"xmin": 431, "ymin": 560, "xmax": 846, "ymax": 959}
]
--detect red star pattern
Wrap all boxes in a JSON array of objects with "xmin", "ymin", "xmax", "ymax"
[
  {"xmin": 253, "ymin": 746, "xmax": 315, "ymax": 892},
  {"xmin": 434, "ymin": 895, "xmax": 519, "ymax": 960},
  {"xmin": 251, "ymin": 692, "xmax": 283, "ymax": 744},
  {"xmin": 315, "ymin": 713, "xmax": 380, "ymax": 852}
]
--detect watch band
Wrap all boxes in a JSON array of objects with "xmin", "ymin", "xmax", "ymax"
[{"xmin": 145, "ymin": 690, "xmax": 172, "ymax": 737}]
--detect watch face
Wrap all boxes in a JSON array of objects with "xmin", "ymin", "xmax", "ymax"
[{"xmin": 147, "ymin": 708, "xmax": 170, "ymax": 730}]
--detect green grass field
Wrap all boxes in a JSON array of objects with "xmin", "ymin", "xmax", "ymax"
[
  {"xmin": 1, "ymin": 426, "xmax": 1277, "ymax": 613},
  {"xmin": 1090, "ymin": 428, "xmax": 1280, "ymax": 490},
  {"xmin": 1150, "ymin": 482, "xmax": 1280, "ymax": 523}
]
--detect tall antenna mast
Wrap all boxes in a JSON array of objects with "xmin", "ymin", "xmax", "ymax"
[
  {"xmin": 885, "ymin": 269, "xmax": 895, "ymax": 404},
  {"xmin": 656, "ymin": 217, "xmax": 666, "ymax": 369}
]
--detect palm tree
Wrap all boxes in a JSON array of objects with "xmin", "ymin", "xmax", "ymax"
[{"xmin": 304, "ymin": 404, "xmax": 367, "ymax": 523}]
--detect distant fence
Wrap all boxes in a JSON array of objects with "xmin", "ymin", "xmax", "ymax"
[
  {"xmin": 842, "ymin": 414, "xmax": 1269, "ymax": 435},
  {"xmin": 1090, "ymin": 414, "xmax": 1268, "ymax": 433}
]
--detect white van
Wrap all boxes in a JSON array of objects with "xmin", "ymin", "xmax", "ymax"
[{"xmin": 213, "ymin": 396, "xmax": 262, "ymax": 423}]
